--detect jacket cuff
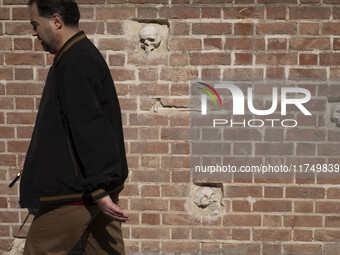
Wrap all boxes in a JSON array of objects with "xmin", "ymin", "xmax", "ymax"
[{"xmin": 91, "ymin": 188, "xmax": 109, "ymax": 202}]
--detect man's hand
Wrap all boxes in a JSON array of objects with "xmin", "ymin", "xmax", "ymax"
[{"xmin": 96, "ymin": 195, "xmax": 129, "ymax": 222}]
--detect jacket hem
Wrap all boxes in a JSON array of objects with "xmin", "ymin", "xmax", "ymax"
[{"xmin": 40, "ymin": 184, "xmax": 124, "ymax": 204}]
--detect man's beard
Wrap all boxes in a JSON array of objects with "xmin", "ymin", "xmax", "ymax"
[
  {"xmin": 38, "ymin": 34, "xmax": 55, "ymax": 54},
  {"xmin": 41, "ymin": 40, "xmax": 51, "ymax": 52}
]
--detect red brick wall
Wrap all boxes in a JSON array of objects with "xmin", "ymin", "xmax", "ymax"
[{"xmin": 1, "ymin": 0, "xmax": 340, "ymax": 254}]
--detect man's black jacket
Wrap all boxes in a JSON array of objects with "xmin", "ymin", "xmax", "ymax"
[{"xmin": 20, "ymin": 31, "xmax": 128, "ymax": 208}]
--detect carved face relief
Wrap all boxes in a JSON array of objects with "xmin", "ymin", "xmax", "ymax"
[
  {"xmin": 193, "ymin": 187, "xmax": 219, "ymax": 211},
  {"xmin": 331, "ymin": 103, "xmax": 340, "ymax": 127},
  {"xmin": 139, "ymin": 25, "xmax": 162, "ymax": 54}
]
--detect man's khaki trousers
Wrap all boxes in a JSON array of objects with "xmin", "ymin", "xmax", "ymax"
[{"xmin": 24, "ymin": 203, "xmax": 125, "ymax": 255}]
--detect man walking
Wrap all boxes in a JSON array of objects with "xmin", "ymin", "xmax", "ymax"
[{"xmin": 20, "ymin": 0, "xmax": 129, "ymax": 254}]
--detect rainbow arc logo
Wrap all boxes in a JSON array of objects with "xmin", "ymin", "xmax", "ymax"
[
  {"xmin": 196, "ymin": 82, "xmax": 223, "ymax": 115},
  {"xmin": 196, "ymin": 82, "xmax": 223, "ymax": 107}
]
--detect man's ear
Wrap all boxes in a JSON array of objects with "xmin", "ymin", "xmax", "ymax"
[{"xmin": 50, "ymin": 14, "xmax": 62, "ymax": 30}]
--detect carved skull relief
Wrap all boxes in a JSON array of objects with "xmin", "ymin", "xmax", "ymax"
[
  {"xmin": 139, "ymin": 24, "xmax": 162, "ymax": 54},
  {"xmin": 193, "ymin": 187, "xmax": 219, "ymax": 214},
  {"xmin": 331, "ymin": 103, "xmax": 340, "ymax": 127}
]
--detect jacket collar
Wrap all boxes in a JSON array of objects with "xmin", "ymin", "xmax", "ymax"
[{"xmin": 54, "ymin": 31, "xmax": 87, "ymax": 66}]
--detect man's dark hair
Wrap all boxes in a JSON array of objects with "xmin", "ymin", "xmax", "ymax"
[{"xmin": 28, "ymin": 0, "xmax": 80, "ymax": 28}]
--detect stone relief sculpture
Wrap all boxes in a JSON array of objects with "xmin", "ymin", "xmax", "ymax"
[
  {"xmin": 122, "ymin": 21, "xmax": 169, "ymax": 56},
  {"xmin": 139, "ymin": 24, "xmax": 163, "ymax": 54},
  {"xmin": 193, "ymin": 186, "xmax": 220, "ymax": 215},
  {"xmin": 330, "ymin": 102, "xmax": 340, "ymax": 127},
  {"xmin": 188, "ymin": 185, "xmax": 223, "ymax": 217}
]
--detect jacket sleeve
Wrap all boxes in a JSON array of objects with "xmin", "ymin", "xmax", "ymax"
[{"xmin": 58, "ymin": 57, "xmax": 123, "ymax": 202}]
